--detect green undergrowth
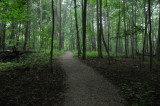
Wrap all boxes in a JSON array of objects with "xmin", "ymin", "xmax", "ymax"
[
  {"xmin": 142, "ymin": 56, "xmax": 160, "ymax": 65},
  {"xmin": 72, "ymin": 50, "xmax": 127, "ymax": 59},
  {"xmin": 0, "ymin": 50, "xmax": 64, "ymax": 72},
  {"xmin": 73, "ymin": 50, "xmax": 111, "ymax": 58},
  {"xmin": 0, "ymin": 50, "xmax": 65, "ymax": 105}
]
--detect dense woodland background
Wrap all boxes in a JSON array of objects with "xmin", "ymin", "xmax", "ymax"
[
  {"xmin": 0, "ymin": 0, "xmax": 160, "ymax": 105},
  {"xmin": 0, "ymin": 0, "xmax": 160, "ymax": 70}
]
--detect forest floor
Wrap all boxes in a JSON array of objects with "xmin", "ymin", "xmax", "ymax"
[
  {"xmin": 0, "ymin": 53, "xmax": 66, "ymax": 106},
  {"xmin": 79, "ymin": 55, "xmax": 160, "ymax": 106},
  {"xmin": 59, "ymin": 51, "xmax": 124, "ymax": 106}
]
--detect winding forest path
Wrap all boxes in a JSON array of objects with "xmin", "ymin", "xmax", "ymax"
[{"xmin": 59, "ymin": 51, "xmax": 124, "ymax": 106}]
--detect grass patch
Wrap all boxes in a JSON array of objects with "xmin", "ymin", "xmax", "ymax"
[{"xmin": 72, "ymin": 50, "xmax": 109, "ymax": 58}]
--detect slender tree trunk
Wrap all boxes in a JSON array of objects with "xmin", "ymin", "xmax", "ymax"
[
  {"xmin": 2, "ymin": 23, "xmax": 6, "ymax": 51},
  {"xmin": 97, "ymin": 0, "xmax": 102, "ymax": 58},
  {"xmin": 116, "ymin": 22, "xmax": 118, "ymax": 57},
  {"xmin": 102, "ymin": 27, "xmax": 108, "ymax": 53},
  {"xmin": 74, "ymin": 0, "xmax": 81, "ymax": 57},
  {"xmin": 131, "ymin": 0, "xmax": 134, "ymax": 59},
  {"xmin": 40, "ymin": 0, "xmax": 43, "ymax": 48},
  {"xmin": 123, "ymin": 0, "xmax": 128, "ymax": 57},
  {"xmin": 62, "ymin": 1, "xmax": 68, "ymax": 50},
  {"xmin": 135, "ymin": 0, "xmax": 137, "ymax": 52},
  {"xmin": 116, "ymin": 0, "xmax": 121, "ymax": 56},
  {"xmin": 91, "ymin": 5, "xmax": 96, "ymax": 51},
  {"xmin": 59, "ymin": 0, "xmax": 62, "ymax": 51},
  {"xmin": 82, "ymin": 0, "xmax": 84, "ymax": 49},
  {"xmin": 148, "ymin": 0, "xmax": 152, "ymax": 71},
  {"xmin": 54, "ymin": 1, "xmax": 58, "ymax": 43},
  {"xmin": 70, "ymin": 1, "xmax": 74, "ymax": 51},
  {"xmin": 50, "ymin": 0, "xmax": 54, "ymax": 72},
  {"xmin": 10, "ymin": 23, "xmax": 15, "ymax": 45},
  {"xmin": 23, "ymin": 0, "xmax": 30, "ymax": 51},
  {"xmin": 82, "ymin": 0, "xmax": 87, "ymax": 59},
  {"xmin": 100, "ymin": 0, "xmax": 103, "ymax": 53},
  {"xmin": 157, "ymin": 11, "xmax": 160, "ymax": 60},
  {"xmin": 143, "ymin": 0, "xmax": 148, "ymax": 61},
  {"xmin": 92, "ymin": 18, "xmax": 96, "ymax": 51},
  {"xmin": 106, "ymin": 0, "xmax": 110, "ymax": 64},
  {"xmin": 16, "ymin": 23, "xmax": 21, "ymax": 47},
  {"xmin": 0, "ymin": 24, "xmax": 1, "ymax": 50},
  {"xmin": 32, "ymin": 27, "xmax": 35, "ymax": 49},
  {"xmin": 23, "ymin": 21, "xmax": 29, "ymax": 51}
]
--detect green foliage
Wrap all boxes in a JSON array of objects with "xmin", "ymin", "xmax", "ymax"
[
  {"xmin": 0, "ymin": 62, "xmax": 24, "ymax": 71},
  {"xmin": 0, "ymin": 0, "xmax": 31, "ymax": 23},
  {"xmin": 73, "ymin": 50, "xmax": 108, "ymax": 58},
  {"xmin": 0, "ymin": 50, "xmax": 64, "ymax": 73},
  {"xmin": 121, "ymin": 82, "xmax": 156, "ymax": 106}
]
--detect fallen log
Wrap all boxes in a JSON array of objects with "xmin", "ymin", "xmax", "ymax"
[{"xmin": 0, "ymin": 50, "xmax": 36, "ymax": 62}]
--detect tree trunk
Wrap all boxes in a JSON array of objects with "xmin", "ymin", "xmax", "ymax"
[
  {"xmin": 97, "ymin": 0, "xmax": 102, "ymax": 58},
  {"xmin": 23, "ymin": 0, "xmax": 30, "ymax": 51},
  {"xmin": 23, "ymin": 22, "xmax": 29, "ymax": 51},
  {"xmin": 92, "ymin": 18, "xmax": 96, "ymax": 51},
  {"xmin": 102, "ymin": 25, "xmax": 108, "ymax": 53},
  {"xmin": 135, "ymin": 0, "xmax": 137, "ymax": 52},
  {"xmin": 50, "ymin": 0, "xmax": 55, "ymax": 72},
  {"xmin": 143, "ymin": 0, "xmax": 148, "ymax": 61},
  {"xmin": 131, "ymin": 0, "xmax": 134, "ymax": 59},
  {"xmin": 106, "ymin": 0, "xmax": 110, "ymax": 64},
  {"xmin": 157, "ymin": 11, "xmax": 160, "ymax": 60},
  {"xmin": 116, "ymin": 0, "xmax": 121, "ymax": 57},
  {"xmin": 0, "ymin": 24, "xmax": 1, "ymax": 50},
  {"xmin": 148, "ymin": 0, "xmax": 152, "ymax": 71},
  {"xmin": 62, "ymin": 1, "xmax": 68, "ymax": 50},
  {"xmin": 2, "ymin": 23, "xmax": 6, "ymax": 51},
  {"xmin": 40, "ymin": 0, "xmax": 43, "ymax": 48},
  {"xmin": 59, "ymin": 0, "xmax": 62, "ymax": 51},
  {"xmin": 10, "ymin": 23, "xmax": 15, "ymax": 45},
  {"xmin": 16, "ymin": 23, "xmax": 21, "ymax": 47},
  {"xmin": 123, "ymin": 0, "xmax": 128, "ymax": 57},
  {"xmin": 82, "ymin": 0, "xmax": 87, "ymax": 60},
  {"xmin": 74, "ymin": 0, "xmax": 81, "ymax": 57}
]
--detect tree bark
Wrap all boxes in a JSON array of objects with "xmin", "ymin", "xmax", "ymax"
[
  {"xmin": 82, "ymin": 0, "xmax": 87, "ymax": 59},
  {"xmin": 92, "ymin": 18, "xmax": 96, "ymax": 51},
  {"xmin": 123, "ymin": 0, "xmax": 128, "ymax": 57},
  {"xmin": 0, "ymin": 24, "xmax": 1, "ymax": 50},
  {"xmin": 10, "ymin": 23, "xmax": 15, "ymax": 45},
  {"xmin": 50, "ymin": 0, "xmax": 54, "ymax": 72},
  {"xmin": 74, "ymin": 0, "xmax": 81, "ymax": 57},
  {"xmin": 16, "ymin": 23, "xmax": 21, "ymax": 47},
  {"xmin": 143, "ymin": 0, "xmax": 148, "ymax": 61},
  {"xmin": 106, "ymin": 0, "xmax": 110, "ymax": 64},
  {"xmin": 131, "ymin": 0, "xmax": 134, "ymax": 59},
  {"xmin": 135, "ymin": 0, "xmax": 137, "ymax": 52},
  {"xmin": 2, "ymin": 23, "xmax": 6, "ymax": 51},
  {"xmin": 59, "ymin": 0, "xmax": 62, "ymax": 51},
  {"xmin": 40, "ymin": 0, "xmax": 43, "ymax": 47},
  {"xmin": 97, "ymin": 0, "xmax": 102, "ymax": 58},
  {"xmin": 23, "ymin": 0, "xmax": 30, "ymax": 51},
  {"xmin": 116, "ymin": 0, "xmax": 121, "ymax": 57},
  {"xmin": 157, "ymin": 10, "xmax": 160, "ymax": 60},
  {"xmin": 148, "ymin": 0, "xmax": 152, "ymax": 71}
]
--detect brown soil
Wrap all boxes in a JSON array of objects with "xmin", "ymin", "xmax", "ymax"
[{"xmin": 0, "ymin": 56, "xmax": 65, "ymax": 106}]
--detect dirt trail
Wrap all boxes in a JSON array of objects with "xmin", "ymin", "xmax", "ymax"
[{"xmin": 59, "ymin": 51, "xmax": 124, "ymax": 106}]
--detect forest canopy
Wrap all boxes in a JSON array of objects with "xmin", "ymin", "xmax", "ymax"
[{"xmin": 0, "ymin": 0, "xmax": 159, "ymax": 68}]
